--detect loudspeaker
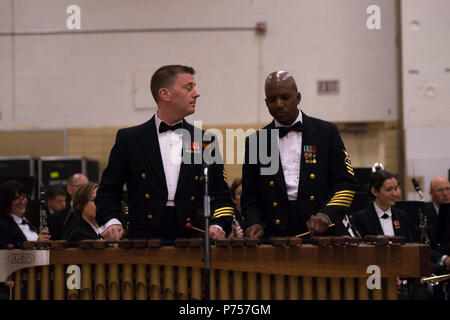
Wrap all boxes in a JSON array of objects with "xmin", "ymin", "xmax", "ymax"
[
  {"xmin": 38, "ymin": 157, "xmax": 99, "ymax": 190},
  {"xmin": 0, "ymin": 156, "xmax": 38, "ymax": 199}
]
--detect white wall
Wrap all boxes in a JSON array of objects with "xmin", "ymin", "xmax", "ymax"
[
  {"xmin": 401, "ymin": 0, "xmax": 450, "ymax": 201},
  {"xmin": 0, "ymin": 0, "xmax": 398, "ymax": 129}
]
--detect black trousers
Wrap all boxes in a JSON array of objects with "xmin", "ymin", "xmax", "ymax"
[{"xmin": 128, "ymin": 206, "xmax": 202, "ymax": 240}]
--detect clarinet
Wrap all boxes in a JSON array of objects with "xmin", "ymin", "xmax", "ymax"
[
  {"xmin": 411, "ymin": 178, "xmax": 430, "ymax": 245},
  {"xmin": 39, "ymin": 184, "xmax": 48, "ymax": 233}
]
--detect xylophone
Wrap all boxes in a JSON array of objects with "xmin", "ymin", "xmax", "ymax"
[{"xmin": 2, "ymin": 236, "xmax": 430, "ymax": 300}]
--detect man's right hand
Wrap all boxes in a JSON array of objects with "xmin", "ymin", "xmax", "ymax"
[
  {"xmin": 101, "ymin": 225, "xmax": 125, "ymax": 241},
  {"xmin": 245, "ymin": 224, "xmax": 264, "ymax": 238}
]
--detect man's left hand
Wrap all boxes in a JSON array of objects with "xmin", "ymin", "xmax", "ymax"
[
  {"xmin": 209, "ymin": 225, "xmax": 226, "ymax": 240},
  {"xmin": 306, "ymin": 213, "xmax": 331, "ymax": 235}
]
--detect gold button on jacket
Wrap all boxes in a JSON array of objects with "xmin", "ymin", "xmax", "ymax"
[{"xmin": 309, "ymin": 173, "xmax": 315, "ymax": 180}]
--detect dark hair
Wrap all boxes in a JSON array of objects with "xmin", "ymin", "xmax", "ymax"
[
  {"xmin": 150, "ymin": 65, "xmax": 195, "ymax": 102},
  {"xmin": 230, "ymin": 178, "xmax": 242, "ymax": 200},
  {"xmin": 369, "ymin": 169, "xmax": 395, "ymax": 197},
  {"xmin": 0, "ymin": 180, "xmax": 28, "ymax": 217},
  {"xmin": 72, "ymin": 182, "xmax": 98, "ymax": 217},
  {"xmin": 46, "ymin": 185, "xmax": 66, "ymax": 200}
]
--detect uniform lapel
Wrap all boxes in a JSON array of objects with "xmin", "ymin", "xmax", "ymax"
[
  {"xmin": 297, "ymin": 112, "xmax": 320, "ymax": 197},
  {"xmin": 137, "ymin": 116, "xmax": 167, "ymax": 190},
  {"xmin": 8, "ymin": 216, "xmax": 28, "ymax": 242},
  {"xmin": 266, "ymin": 121, "xmax": 287, "ymax": 197},
  {"xmin": 368, "ymin": 203, "xmax": 384, "ymax": 235},
  {"xmin": 391, "ymin": 208, "xmax": 402, "ymax": 236},
  {"xmin": 175, "ymin": 120, "xmax": 197, "ymax": 198}
]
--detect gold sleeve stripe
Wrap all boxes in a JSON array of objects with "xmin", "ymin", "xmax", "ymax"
[
  {"xmin": 214, "ymin": 207, "xmax": 234, "ymax": 213},
  {"xmin": 213, "ymin": 211, "xmax": 234, "ymax": 217},
  {"xmin": 331, "ymin": 194, "xmax": 354, "ymax": 200},
  {"xmin": 328, "ymin": 199, "xmax": 352, "ymax": 205},
  {"xmin": 213, "ymin": 209, "xmax": 234, "ymax": 215},
  {"xmin": 330, "ymin": 196, "xmax": 354, "ymax": 202},
  {"xmin": 333, "ymin": 193, "xmax": 355, "ymax": 199},
  {"xmin": 334, "ymin": 190, "xmax": 356, "ymax": 195},
  {"xmin": 213, "ymin": 213, "xmax": 234, "ymax": 218},
  {"xmin": 326, "ymin": 201, "xmax": 351, "ymax": 207}
]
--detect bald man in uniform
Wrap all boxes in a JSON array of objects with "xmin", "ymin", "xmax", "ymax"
[
  {"xmin": 242, "ymin": 71, "xmax": 358, "ymax": 238},
  {"xmin": 424, "ymin": 177, "xmax": 450, "ymax": 269}
]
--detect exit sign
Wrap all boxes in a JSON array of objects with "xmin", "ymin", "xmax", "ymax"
[{"xmin": 318, "ymin": 80, "xmax": 339, "ymax": 95}]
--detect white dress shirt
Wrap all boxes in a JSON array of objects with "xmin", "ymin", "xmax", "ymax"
[
  {"xmin": 275, "ymin": 111, "xmax": 303, "ymax": 201},
  {"xmin": 433, "ymin": 203, "xmax": 439, "ymax": 215},
  {"xmin": 373, "ymin": 202, "xmax": 395, "ymax": 236},
  {"xmin": 10, "ymin": 214, "xmax": 38, "ymax": 241},
  {"xmin": 154, "ymin": 114, "xmax": 183, "ymax": 207}
]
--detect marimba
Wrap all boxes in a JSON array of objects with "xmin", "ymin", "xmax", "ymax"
[{"xmin": 2, "ymin": 236, "xmax": 430, "ymax": 300}]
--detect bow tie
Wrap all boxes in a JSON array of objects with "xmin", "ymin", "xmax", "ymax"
[
  {"xmin": 21, "ymin": 219, "xmax": 38, "ymax": 232},
  {"xmin": 159, "ymin": 122, "xmax": 183, "ymax": 133},
  {"xmin": 381, "ymin": 213, "xmax": 390, "ymax": 219},
  {"xmin": 277, "ymin": 121, "xmax": 303, "ymax": 138}
]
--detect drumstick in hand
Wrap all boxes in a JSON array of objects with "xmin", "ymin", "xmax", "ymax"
[
  {"xmin": 185, "ymin": 222, "xmax": 205, "ymax": 233},
  {"xmin": 295, "ymin": 223, "xmax": 335, "ymax": 238}
]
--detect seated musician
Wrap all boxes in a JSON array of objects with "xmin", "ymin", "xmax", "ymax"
[
  {"xmin": 351, "ymin": 170, "xmax": 412, "ymax": 240},
  {"xmin": 67, "ymin": 182, "xmax": 102, "ymax": 242},
  {"xmin": 0, "ymin": 180, "xmax": 51, "ymax": 300},
  {"xmin": 229, "ymin": 178, "xmax": 244, "ymax": 238},
  {"xmin": 0, "ymin": 180, "xmax": 51, "ymax": 249},
  {"xmin": 425, "ymin": 177, "xmax": 450, "ymax": 270},
  {"xmin": 422, "ymin": 177, "xmax": 450, "ymax": 300}
]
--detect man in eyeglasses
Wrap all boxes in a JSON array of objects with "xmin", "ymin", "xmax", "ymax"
[{"xmin": 425, "ymin": 177, "xmax": 450, "ymax": 268}]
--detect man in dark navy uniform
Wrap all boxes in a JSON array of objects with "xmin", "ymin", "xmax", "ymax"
[
  {"xmin": 242, "ymin": 71, "xmax": 358, "ymax": 238},
  {"xmin": 96, "ymin": 65, "xmax": 233, "ymax": 241}
]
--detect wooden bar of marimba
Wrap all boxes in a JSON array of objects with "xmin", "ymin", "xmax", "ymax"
[{"xmin": 4, "ymin": 236, "xmax": 430, "ymax": 300}]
